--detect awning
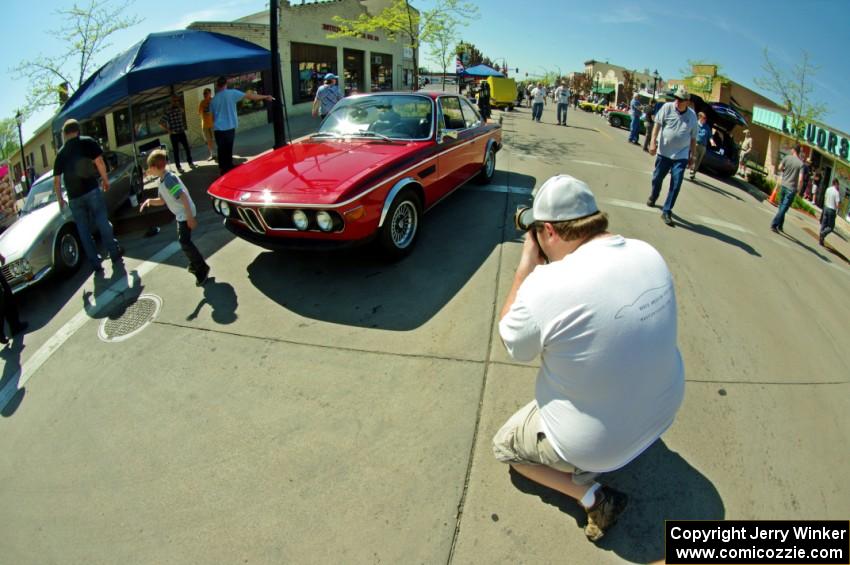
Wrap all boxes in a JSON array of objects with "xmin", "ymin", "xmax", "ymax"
[
  {"xmin": 592, "ymin": 86, "xmax": 615, "ymax": 95},
  {"xmin": 462, "ymin": 64, "xmax": 505, "ymax": 78},
  {"xmin": 53, "ymin": 30, "xmax": 271, "ymax": 136}
]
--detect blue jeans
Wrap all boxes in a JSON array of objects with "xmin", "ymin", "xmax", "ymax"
[
  {"xmin": 557, "ymin": 103, "xmax": 568, "ymax": 124},
  {"xmin": 68, "ymin": 188, "xmax": 120, "ymax": 268},
  {"xmin": 532, "ymin": 102, "xmax": 543, "ymax": 121},
  {"xmin": 649, "ymin": 155, "xmax": 688, "ymax": 214},
  {"xmin": 771, "ymin": 186, "xmax": 796, "ymax": 230},
  {"xmin": 628, "ymin": 114, "xmax": 641, "ymax": 142}
]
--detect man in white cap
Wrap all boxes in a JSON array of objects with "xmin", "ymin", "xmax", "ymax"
[
  {"xmin": 494, "ymin": 174, "xmax": 685, "ymax": 542},
  {"xmin": 647, "ymin": 88, "xmax": 698, "ymax": 225},
  {"xmin": 312, "ymin": 73, "xmax": 343, "ymax": 120}
]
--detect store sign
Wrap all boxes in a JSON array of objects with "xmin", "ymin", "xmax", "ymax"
[
  {"xmin": 753, "ymin": 106, "xmax": 850, "ymax": 162},
  {"xmin": 322, "ymin": 23, "xmax": 379, "ymax": 42},
  {"xmin": 403, "ymin": 47, "xmax": 413, "ymax": 59},
  {"xmin": 684, "ymin": 74, "xmax": 713, "ymax": 94}
]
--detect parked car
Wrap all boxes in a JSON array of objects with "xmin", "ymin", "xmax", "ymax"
[
  {"xmin": 486, "ymin": 77, "xmax": 517, "ymax": 111},
  {"xmin": 0, "ymin": 152, "xmax": 136, "ymax": 293},
  {"xmin": 208, "ymin": 92, "xmax": 502, "ymax": 259},
  {"xmin": 578, "ymin": 100, "xmax": 607, "ymax": 114},
  {"xmin": 689, "ymin": 94, "xmax": 748, "ymax": 177},
  {"xmin": 607, "ymin": 101, "xmax": 663, "ymax": 133}
]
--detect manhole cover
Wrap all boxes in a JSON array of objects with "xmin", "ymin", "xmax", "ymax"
[{"xmin": 98, "ymin": 294, "xmax": 162, "ymax": 343}]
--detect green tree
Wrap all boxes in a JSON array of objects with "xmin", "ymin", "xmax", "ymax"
[
  {"xmin": 329, "ymin": 0, "xmax": 477, "ymax": 92},
  {"xmin": 427, "ymin": 19, "xmax": 458, "ymax": 91},
  {"xmin": 455, "ymin": 40, "xmax": 493, "ymax": 69},
  {"xmin": 0, "ymin": 118, "xmax": 20, "ymax": 162},
  {"xmin": 12, "ymin": 0, "xmax": 142, "ymax": 115},
  {"xmin": 754, "ymin": 49, "xmax": 827, "ymax": 140}
]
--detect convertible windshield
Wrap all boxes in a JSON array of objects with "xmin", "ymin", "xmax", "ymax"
[
  {"xmin": 319, "ymin": 95, "xmax": 433, "ymax": 140},
  {"xmin": 22, "ymin": 177, "xmax": 60, "ymax": 213}
]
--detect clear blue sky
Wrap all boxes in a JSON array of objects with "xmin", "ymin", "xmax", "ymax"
[{"xmin": 5, "ymin": 0, "xmax": 850, "ymax": 140}]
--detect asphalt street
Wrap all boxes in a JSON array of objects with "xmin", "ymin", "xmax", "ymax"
[{"xmin": 1, "ymin": 100, "xmax": 848, "ymax": 565}]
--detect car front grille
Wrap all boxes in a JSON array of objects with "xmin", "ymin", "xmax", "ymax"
[
  {"xmin": 1, "ymin": 264, "xmax": 12, "ymax": 284},
  {"xmin": 236, "ymin": 207, "xmax": 265, "ymax": 234}
]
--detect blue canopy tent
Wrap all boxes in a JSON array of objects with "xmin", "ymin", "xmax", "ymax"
[
  {"xmin": 53, "ymin": 30, "xmax": 272, "ymax": 146},
  {"xmin": 461, "ymin": 64, "xmax": 505, "ymax": 78}
]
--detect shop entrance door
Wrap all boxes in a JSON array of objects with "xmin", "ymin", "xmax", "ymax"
[{"xmin": 343, "ymin": 49, "xmax": 364, "ymax": 96}]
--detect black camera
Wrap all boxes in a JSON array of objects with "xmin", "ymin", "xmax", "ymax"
[{"xmin": 514, "ymin": 206, "xmax": 534, "ymax": 231}]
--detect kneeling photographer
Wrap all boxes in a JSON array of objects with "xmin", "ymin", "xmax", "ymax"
[{"xmin": 494, "ymin": 174, "xmax": 685, "ymax": 542}]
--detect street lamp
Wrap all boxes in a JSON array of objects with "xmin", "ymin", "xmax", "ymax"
[
  {"xmin": 15, "ymin": 111, "xmax": 28, "ymax": 194},
  {"xmin": 651, "ymin": 69, "xmax": 661, "ymax": 103}
]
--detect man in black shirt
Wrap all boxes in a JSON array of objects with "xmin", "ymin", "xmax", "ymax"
[
  {"xmin": 53, "ymin": 119, "xmax": 123, "ymax": 273},
  {"xmin": 159, "ymin": 95, "xmax": 194, "ymax": 173}
]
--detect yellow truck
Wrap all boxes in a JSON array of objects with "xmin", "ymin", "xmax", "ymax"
[{"xmin": 486, "ymin": 77, "xmax": 518, "ymax": 111}]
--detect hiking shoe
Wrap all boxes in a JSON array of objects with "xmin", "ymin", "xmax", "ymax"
[
  {"xmin": 662, "ymin": 212, "xmax": 674, "ymax": 226},
  {"xmin": 584, "ymin": 486, "xmax": 628, "ymax": 542}
]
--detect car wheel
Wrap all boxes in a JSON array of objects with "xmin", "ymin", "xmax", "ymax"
[
  {"xmin": 55, "ymin": 226, "xmax": 82, "ymax": 274},
  {"xmin": 378, "ymin": 189, "xmax": 421, "ymax": 260},
  {"xmin": 610, "ymin": 116, "xmax": 622, "ymax": 128},
  {"xmin": 474, "ymin": 145, "xmax": 497, "ymax": 185}
]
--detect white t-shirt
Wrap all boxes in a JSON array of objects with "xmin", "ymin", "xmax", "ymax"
[
  {"xmin": 531, "ymin": 87, "xmax": 546, "ymax": 104},
  {"xmin": 824, "ymin": 185, "xmax": 840, "ymax": 210},
  {"xmin": 499, "ymin": 235, "xmax": 685, "ymax": 472},
  {"xmin": 555, "ymin": 86, "xmax": 571, "ymax": 104},
  {"xmin": 654, "ymin": 102, "xmax": 698, "ymax": 160}
]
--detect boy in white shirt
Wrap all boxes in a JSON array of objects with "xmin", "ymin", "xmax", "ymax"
[
  {"xmin": 819, "ymin": 179, "xmax": 842, "ymax": 247},
  {"xmin": 141, "ymin": 149, "xmax": 210, "ymax": 286}
]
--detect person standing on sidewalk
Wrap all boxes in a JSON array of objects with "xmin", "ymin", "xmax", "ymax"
[
  {"xmin": 211, "ymin": 76, "xmax": 274, "ymax": 175},
  {"xmin": 689, "ymin": 112, "xmax": 711, "ymax": 181},
  {"xmin": 737, "ymin": 129, "xmax": 753, "ymax": 177},
  {"xmin": 494, "ymin": 174, "xmax": 684, "ymax": 543},
  {"xmin": 627, "ymin": 93, "xmax": 642, "ymax": 144},
  {"xmin": 159, "ymin": 95, "xmax": 195, "ymax": 173},
  {"xmin": 312, "ymin": 73, "xmax": 342, "ymax": 120},
  {"xmin": 642, "ymin": 101, "xmax": 655, "ymax": 152},
  {"xmin": 554, "ymin": 81, "xmax": 571, "ymax": 126},
  {"xmin": 52, "ymin": 119, "xmax": 123, "ymax": 274},
  {"xmin": 0, "ymin": 252, "xmax": 28, "ymax": 345},
  {"xmin": 531, "ymin": 82, "xmax": 546, "ymax": 123},
  {"xmin": 198, "ymin": 88, "xmax": 216, "ymax": 162},
  {"xmin": 647, "ymin": 89, "xmax": 698, "ymax": 226},
  {"xmin": 770, "ymin": 144, "xmax": 804, "ymax": 234},
  {"xmin": 819, "ymin": 179, "xmax": 841, "ymax": 246}
]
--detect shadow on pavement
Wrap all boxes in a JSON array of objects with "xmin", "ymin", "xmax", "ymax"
[
  {"xmin": 673, "ymin": 216, "xmax": 762, "ymax": 257},
  {"xmin": 688, "ymin": 178, "xmax": 744, "ymax": 202},
  {"xmin": 509, "ymin": 440, "xmax": 724, "ymax": 563},
  {"xmin": 186, "ymin": 277, "xmax": 238, "ymax": 324},
  {"xmin": 776, "ymin": 231, "xmax": 832, "ymax": 263},
  {"xmin": 247, "ymin": 174, "xmax": 536, "ymax": 331},
  {"xmin": 83, "ymin": 268, "xmax": 143, "ymax": 319},
  {"xmin": 717, "ymin": 175, "xmax": 767, "ymax": 202}
]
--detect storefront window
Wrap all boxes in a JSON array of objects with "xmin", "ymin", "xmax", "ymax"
[
  {"xmin": 292, "ymin": 42, "xmax": 337, "ymax": 104},
  {"xmin": 228, "ymin": 72, "xmax": 267, "ymax": 116},
  {"xmin": 371, "ymin": 53, "xmax": 393, "ymax": 92},
  {"xmin": 114, "ymin": 96, "xmax": 172, "ymax": 147},
  {"xmin": 81, "ymin": 116, "xmax": 109, "ymax": 148},
  {"xmin": 344, "ymin": 49, "xmax": 365, "ymax": 96}
]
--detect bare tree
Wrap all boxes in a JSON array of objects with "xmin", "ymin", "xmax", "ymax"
[
  {"xmin": 754, "ymin": 48, "xmax": 827, "ymax": 139},
  {"xmin": 12, "ymin": 0, "xmax": 142, "ymax": 116},
  {"xmin": 427, "ymin": 20, "xmax": 458, "ymax": 91}
]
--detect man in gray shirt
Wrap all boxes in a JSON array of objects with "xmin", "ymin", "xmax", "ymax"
[
  {"xmin": 770, "ymin": 144, "xmax": 804, "ymax": 234},
  {"xmin": 646, "ymin": 88, "xmax": 698, "ymax": 226}
]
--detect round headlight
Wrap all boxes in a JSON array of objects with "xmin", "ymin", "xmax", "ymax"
[
  {"xmin": 220, "ymin": 201, "xmax": 231, "ymax": 217},
  {"xmin": 213, "ymin": 199, "xmax": 221, "ymax": 214},
  {"xmin": 316, "ymin": 211, "xmax": 333, "ymax": 232},
  {"xmin": 11, "ymin": 262, "xmax": 21, "ymax": 276},
  {"xmin": 292, "ymin": 209, "xmax": 309, "ymax": 231}
]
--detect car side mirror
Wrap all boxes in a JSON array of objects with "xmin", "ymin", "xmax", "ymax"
[{"xmin": 439, "ymin": 130, "xmax": 458, "ymax": 143}]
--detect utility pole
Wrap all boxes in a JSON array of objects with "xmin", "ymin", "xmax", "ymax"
[{"xmin": 269, "ymin": 0, "xmax": 286, "ymax": 148}]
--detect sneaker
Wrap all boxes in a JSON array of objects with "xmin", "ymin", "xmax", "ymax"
[
  {"xmin": 662, "ymin": 212, "xmax": 674, "ymax": 226},
  {"xmin": 176, "ymin": 167, "xmax": 184, "ymax": 174},
  {"xmin": 770, "ymin": 226, "xmax": 780, "ymax": 234},
  {"xmin": 584, "ymin": 486, "xmax": 628, "ymax": 542},
  {"xmin": 819, "ymin": 236, "xmax": 825, "ymax": 246},
  {"xmin": 646, "ymin": 198, "xmax": 656, "ymax": 208}
]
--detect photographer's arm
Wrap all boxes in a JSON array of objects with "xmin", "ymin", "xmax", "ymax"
[{"xmin": 500, "ymin": 232, "xmax": 546, "ymax": 320}]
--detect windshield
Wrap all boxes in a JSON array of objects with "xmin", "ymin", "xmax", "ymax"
[
  {"xmin": 319, "ymin": 95, "xmax": 433, "ymax": 140},
  {"xmin": 23, "ymin": 177, "xmax": 61, "ymax": 213}
]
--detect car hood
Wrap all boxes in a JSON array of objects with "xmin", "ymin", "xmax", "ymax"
[
  {"xmin": 209, "ymin": 139, "xmax": 427, "ymax": 206},
  {"xmin": 690, "ymin": 94, "xmax": 748, "ymax": 131},
  {"xmin": 0, "ymin": 204, "xmax": 61, "ymax": 260}
]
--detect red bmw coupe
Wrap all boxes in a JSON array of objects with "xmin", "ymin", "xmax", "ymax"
[{"xmin": 207, "ymin": 91, "xmax": 501, "ymax": 258}]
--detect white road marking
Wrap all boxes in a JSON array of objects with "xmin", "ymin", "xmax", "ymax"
[
  {"xmin": 569, "ymin": 160, "xmax": 652, "ymax": 175},
  {"xmin": 465, "ymin": 184, "xmax": 532, "ymax": 195},
  {"xmin": 694, "ymin": 215, "xmax": 754, "ymax": 235},
  {"xmin": 0, "ymin": 241, "xmax": 181, "ymax": 410},
  {"xmin": 600, "ymin": 198, "xmax": 654, "ymax": 213}
]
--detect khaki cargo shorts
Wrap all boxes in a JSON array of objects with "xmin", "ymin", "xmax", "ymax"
[{"xmin": 492, "ymin": 400, "xmax": 598, "ymax": 485}]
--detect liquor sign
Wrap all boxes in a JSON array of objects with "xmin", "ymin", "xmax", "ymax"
[
  {"xmin": 684, "ymin": 74, "xmax": 712, "ymax": 94},
  {"xmin": 753, "ymin": 106, "xmax": 850, "ymax": 163},
  {"xmin": 322, "ymin": 23, "xmax": 379, "ymax": 42}
]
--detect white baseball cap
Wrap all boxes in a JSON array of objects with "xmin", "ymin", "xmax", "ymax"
[{"xmin": 518, "ymin": 174, "xmax": 599, "ymax": 228}]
